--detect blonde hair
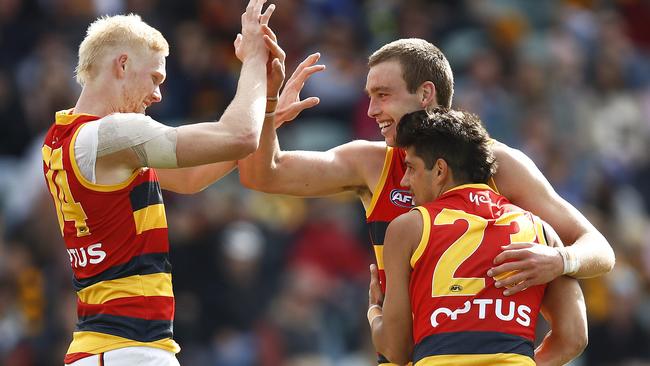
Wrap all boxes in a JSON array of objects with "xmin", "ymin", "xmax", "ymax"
[{"xmin": 76, "ymin": 14, "xmax": 169, "ymax": 85}]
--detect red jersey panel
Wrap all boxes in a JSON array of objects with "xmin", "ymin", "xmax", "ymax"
[
  {"xmin": 42, "ymin": 109, "xmax": 179, "ymax": 363},
  {"xmin": 409, "ymin": 184, "xmax": 547, "ymax": 365},
  {"xmin": 366, "ymin": 147, "xmax": 413, "ymax": 292}
]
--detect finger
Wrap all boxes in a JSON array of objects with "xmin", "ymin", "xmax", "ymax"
[
  {"xmin": 263, "ymin": 35, "xmax": 285, "ymax": 62},
  {"xmin": 261, "ymin": 24, "xmax": 278, "ymax": 43},
  {"xmin": 286, "ymin": 64, "xmax": 326, "ymax": 89},
  {"xmin": 272, "ymin": 58, "xmax": 285, "ymax": 75},
  {"xmin": 253, "ymin": 0, "xmax": 267, "ymax": 16},
  {"xmin": 487, "ymin": 261, "xmax": 522, "ymax": 278},
  {"xmin": 285, "ymin": 97, "xmax": 320, "ymax": 116},
  {"xmin": 260, "ymin": 4, "xmax": 276, "ymax": 26},
  {"xmin": 495, "ymin": 270, "xmax": 528, "ymax": 289},
  {"xmin": 501, "ymin": 242, "xmax": 535, "ymax": 250},
  {"xmin": 493, "ymin": 249, "xmax": 529, "ymax": 265},
  {"xmin": 288, "ymin": 53, "xmax": 321, "ymax": 80},
  {"xmin": 234, "ymin": 33, "xmax": 242, "ymax": 48},
  {"xmin": 503, "ymin": 281, "xmax": 529, "ymax": 296}
]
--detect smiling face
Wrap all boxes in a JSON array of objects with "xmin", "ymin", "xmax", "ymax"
[
  {"xmin": 365, "ymin": 60, "xmax": 428, "ymax": 146},
  {"xmin": 120, "ymin": 49, "xmax": 166, "ymax": 114}
]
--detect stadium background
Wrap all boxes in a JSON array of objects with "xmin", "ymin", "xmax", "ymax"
[{"xmin": 1, "ymin": 0, "xmax": 649, "ymax": 365}]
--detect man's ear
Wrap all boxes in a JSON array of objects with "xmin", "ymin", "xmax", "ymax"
[
  {"xmin": 434, "ymin": 158, "xmax": 448, "ymax": 179},
  {"xmin": 114, "ymin": 54, "xmax": 128, "ymax": 79},
  {"xmin": 418, "ymin": 81, "xmax": 437, "ymax": 108}
]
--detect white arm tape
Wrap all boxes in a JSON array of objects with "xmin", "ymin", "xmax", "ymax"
[{"xmin": 97, "ymin": 113, "xmax": 178, "ymax": 168}]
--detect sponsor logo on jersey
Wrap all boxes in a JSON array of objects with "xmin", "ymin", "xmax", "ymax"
[
  {"xmin": 390, "ymin": 189, "xmax": 414, "ymax": 208},
  {"xmin": 469, "ymin": 192, "xmax": 492, "ymax": 206},
  {"xmin": 430, "ymin": 298, "xmax": 531, "ymax": 328},
  {"xmin": 67, "ymin": 243, "xmax": 106, "ymax": 268}
]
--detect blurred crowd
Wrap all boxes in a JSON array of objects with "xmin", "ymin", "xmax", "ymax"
[{"xmin": 1, "ymin": 0, "xmax": 649, "ymax": 365}]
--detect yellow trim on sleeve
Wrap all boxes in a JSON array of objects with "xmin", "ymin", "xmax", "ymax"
[
  {"xmin": 69, "ymin": 123, "xmax": 141, "ymax": 192},
  {"xmin": 410, "ymin": 207, "xmax": 431, "ymax": 268},
  {"xmin": 366, "ymin": 147, "xmax": 394, "ymax": 218},
  {"xmin": 77, "ymin": 273, "xmax": 173, "ymax": 304},
  {"xmin": 55, "ymin": 109, "xmax": 97, "ymax": 125},
  {"xmin": 67, "ymin": 331, "xmax": 180, "ymax": 355},
  {"xmin": 373, "ymin": 245, "xmax": 385, "ymax": 270}
]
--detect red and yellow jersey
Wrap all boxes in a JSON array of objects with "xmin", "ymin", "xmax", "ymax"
[
  {"xmin": 42, "ymin": 109, "xmax": 179, "ymax": 364},
  {"xmin": 365, "ymin": 147, "xmax": 413, "ymax": 293},
  {"xmin": 409, "ymin": 184, "xmax": 548, "ymax": 366}
]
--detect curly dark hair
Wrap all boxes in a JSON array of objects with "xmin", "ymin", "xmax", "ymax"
[{"xmin": 395, "ymin": 109, "xmax": 496, "ymax": 184}]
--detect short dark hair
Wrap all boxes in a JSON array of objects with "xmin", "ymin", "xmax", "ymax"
[
  {"xmin": 396, "ymin": 109, "xmax": 496, "ymax": 184},
  {"xmin": 368, "ymin": 38, "xmax": 454, "ymax": 108}
]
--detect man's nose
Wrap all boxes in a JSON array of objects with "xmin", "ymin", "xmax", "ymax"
[
  {"xmin": 367, "ymin": 97, "xmax": 380, "ymax": 119},
  {"xmin": 152, "ymin": 86, "xmax": 162, "ymax": 103}
]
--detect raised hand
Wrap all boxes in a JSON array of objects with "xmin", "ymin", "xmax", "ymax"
[
  {"xmin": 260, "ymin": 24, "xmax": 285, "ymax": 99},
  {"xmin": 274, "ymin": 53, "xmax": 326, "ymax": 127},
  {"xmin": 235, "ymin": 0, "xmax": 271, "ymax": 62}
]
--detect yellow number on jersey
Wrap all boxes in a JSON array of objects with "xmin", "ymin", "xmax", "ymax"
[
  {"xmin": 42, "ymin": 145, "xmax": 90, "ymax": 237},
  {"xmin": 432, "ymin": 209, "xmax": 487, "ymax": 297},
  {"xmin": 431, "ymin": 209, "xmax": 543, "ymax": 297}
]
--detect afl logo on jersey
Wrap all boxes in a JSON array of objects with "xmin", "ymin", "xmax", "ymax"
[{"xmin": 390, "ymin": 189, "xmax": 414, "ymax": 208}]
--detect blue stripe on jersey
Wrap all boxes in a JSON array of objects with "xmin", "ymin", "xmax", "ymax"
[
  {"xmin": 413, "ymin": 331, "xmax": 534, "ymax": 363},
  {"xmin": 369, "ymin": 221, "xmax": 389, "ymax": 245},
  {"xmin": 76, "ymin": 313, "xmax": 173, "ymax": 342},
  {"xmin": 129, "ymin": 180, "xmax": 164, "ymax": 212}
]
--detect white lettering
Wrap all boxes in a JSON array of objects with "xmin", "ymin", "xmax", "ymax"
[
  {"xmin": 88, "ymin": 243, "xmax": 107, "ymax": 264},
  {"xmin": 67, "ymin": 243, "xmax": 107, "ymax": 268},
  {"xmin": 473, "ymin": 299, "xmax": 493, "ymax": 319},
  {"xmin": 469, "ymin": 192, "xmax": 491, "ymax": 206},
  {"xmin": 431, "ymin": 307, "xmax": 453, "ymax": 327},
  {"xmin": 77, "ymin": 247, "xmax": 88, "ymax": 267},
  {"xmin": 495, "ymin": 299, "xmax": 515, "ymax": 321},
  {"xmin": 429, "ymin": 298, "xmax": 534, "ymax": 329},
  {"xmin": 516, "ymin": 305, "xmax": 532, "ymax": 326}
]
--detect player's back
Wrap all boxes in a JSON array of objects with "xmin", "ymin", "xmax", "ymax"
[{"xmin": 409, "ymin": 183, "xmax": 548, "ymax": 366}]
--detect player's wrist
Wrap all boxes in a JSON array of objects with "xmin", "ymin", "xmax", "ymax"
[
  {"xmin": 265, "ymin": 96, "xmax": 278, "ymax": 115},
  {"xmin": 557, "ymin": 246, "xmax": 579, "ymax": 276}
]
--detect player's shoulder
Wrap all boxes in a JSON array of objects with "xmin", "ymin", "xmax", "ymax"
[
  {"xmin": 387, "ymin": 209, "xmax": 424, "ymax": 241},
  {"xmin": 340, "ymin": 139, "xmax": 387, "ymax": 152},
  {"xmin": 99, "ymin": 112, "xmax": 158, "ymax": 125}
]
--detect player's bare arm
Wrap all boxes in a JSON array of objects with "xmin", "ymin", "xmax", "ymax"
[
  {"xmin": 368, "ymin": 211, "xmax": 420, "ymax": 365},
  {"xmin": 93, "ymin": 0, "xmax": 275, "ymax": 192},
  {"xmin": 534, "ymin": 222, "xmax": 588, "ymax": 365},
  {"xmin": 238, "ymin": 44, "xmax": 391, "ymax": 203},
  {"xmin": 535, "ymin": 275, "xmax": 588, "ymax": 366},
  {"xmin": 488, "ymin": 141, "xmax": 615, "ymax": 293}
]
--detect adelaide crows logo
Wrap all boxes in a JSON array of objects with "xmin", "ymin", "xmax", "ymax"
[{"xmin": 390, "ymin": 189, "xmax": 414, "ymax": 208}]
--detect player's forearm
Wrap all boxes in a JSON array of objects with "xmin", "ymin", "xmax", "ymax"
[
  {"xmin": 368, "ymin": 305, "xmax": 412, "ymax": 365},
  {"xmin": 563, "ymin": 230, "xmax": 615, "ymax": 278},
  {"xmin": 535, "ymin": 328, "xmax": 587, "ymax": 366},
  {"xmin": 218, "ymin": 56, "xmax": 268, "ymax": 153},
  {"xmin": 238, "ymin": 113, "xmax": 284, "ymax": 190},
  {"xmin": 158, "ymin": 161, "xmax": 237, "ymax": 194}
]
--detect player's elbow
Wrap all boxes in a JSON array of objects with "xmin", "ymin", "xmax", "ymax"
[
  {"xmin": 564, "ymin": 328, "xmax": 588, "ymax": 361},
  {"xmin": 231, "ymin": 130, "xmax": 260, "ymax": 158},
  {"xmin": 383, "ymin": 346, "xmax": 411, "ymax": 365}
]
